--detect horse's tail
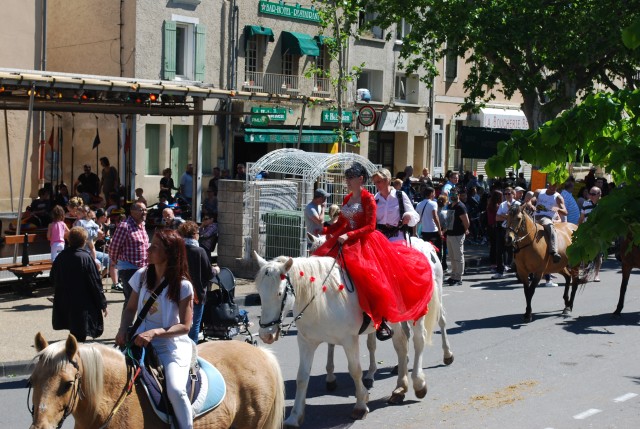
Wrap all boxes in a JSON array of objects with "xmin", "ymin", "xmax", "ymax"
[
  {"xmin": 260, "ymin": 347, "xmax": 285, "ymax": 429},
  {"xmin": 578, "ymin": 259, "xmax": 598, "ymax": 284},
  {"xmin": 423, "ymin": 281, "xmax": 441, "ymax": 346}
]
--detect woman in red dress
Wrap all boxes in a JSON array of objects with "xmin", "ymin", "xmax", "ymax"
[{"xmin": 314, "ymin": 163, "xmax": 433, "ymax": 340}]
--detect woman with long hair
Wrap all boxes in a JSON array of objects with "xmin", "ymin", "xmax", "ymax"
[
  {"xmin": 313, "ymin": 163, "xmax": 433, "ymax": 341},
  {"xmin": 116, "ymin": 229, "xmax": 194, "ymax": 429}
]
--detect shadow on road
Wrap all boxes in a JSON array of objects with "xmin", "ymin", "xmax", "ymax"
[
  {"xmin": 0, "ymin": 377, "xmax": 28, "ymax": 391},
  {"xmin": 557, "ymin": 311, "xmax": 640, "ymax": 335},
  {"xmin": 446, "ymin": 311, "xmax": 560, "ymax": 334}
]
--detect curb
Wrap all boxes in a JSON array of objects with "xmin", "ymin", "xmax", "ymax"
[{"xmin": 0, "ymin": 360, "xmax": 32, "ymax": 378}]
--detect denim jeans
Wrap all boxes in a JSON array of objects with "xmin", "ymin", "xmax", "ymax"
[{"xmin": 189, "ymin": 302, "xmax": 204, "ymax": 343}]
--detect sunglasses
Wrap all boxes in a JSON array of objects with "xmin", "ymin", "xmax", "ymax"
[{"xmin": 589, "ymin": 192, "xmax": 600, "ymax": 196}]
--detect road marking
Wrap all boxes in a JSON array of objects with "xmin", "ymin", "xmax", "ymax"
[
  {"xmin": 573, "ymin": 409, "xmax": 602, "ymax": 420},
  {"xmin": 613, "ymin": 392, "xmax": 638, "ymax": 403}
]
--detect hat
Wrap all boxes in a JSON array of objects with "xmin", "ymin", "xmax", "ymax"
[
  {"xmin": 95, "ymin": 208, "xmax": 105, "ymax": 218},
  {"xmin": 314, "ymin": 188, "xmax": 330, "ymax": 199},
  {"xmin": 514, "ymin": 186, "xmax": 525, "ymax": 192}
]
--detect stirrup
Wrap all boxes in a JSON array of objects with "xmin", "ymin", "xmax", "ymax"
[{"xmin": 375, "ymin": 320, "xmax": 394, "ymax": 341}]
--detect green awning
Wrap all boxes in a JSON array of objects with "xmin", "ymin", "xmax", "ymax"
[
  {"xmin": 281, "ymin": 31, "xmax": 320, "ymax": 56},
  {"xmin": 245, "ymin": 128, "xmax": 358, "ymax": 144},
  {"xmin": 244, "ymin": 25, "xmax": 275, "ymax": 42},
  {"xmin": 315, "ymin": 35, "xmax": 335, "ymax": 47}
]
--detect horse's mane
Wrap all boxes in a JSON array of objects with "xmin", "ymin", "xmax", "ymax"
[{"xmin": 34, "ymin": 341, "xmax": 121, "ymax": 417}]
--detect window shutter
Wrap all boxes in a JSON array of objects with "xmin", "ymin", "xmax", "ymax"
[
  {"xmin": 447, "ymin": 121, "xmax": 457, "ymax": 170},
  {"xmin": 163, "ymin": 21, "xmax": 177, "ymax": 80},
  {"xmin": 195, "ymin": 24, "xmax": 206, "ymax": 81}
]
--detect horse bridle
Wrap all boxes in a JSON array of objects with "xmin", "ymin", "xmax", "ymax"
[
  {"xmin": 506, "ymin": 211, "xmax": 533, "ymax": 251},
  {"xmin": 259, "ymin": 252, "xmax": 341, "ymax": 334},
  {"xmin": 27, "ymin": 359, "xmax": 83, "ymax": 429},
  {"xmin": 259, "ymin": 274, "xmax": 296, "ymax": 331}
]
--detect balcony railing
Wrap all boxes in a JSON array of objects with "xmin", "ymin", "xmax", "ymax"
[{"xmin": 243, "ymin": 71, "xmax": 334, "ymax": 98}]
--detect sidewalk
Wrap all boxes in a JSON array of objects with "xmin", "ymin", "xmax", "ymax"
[{"xmin": 0, "ymin": 242, "xmax": 489, "ymax": 377}]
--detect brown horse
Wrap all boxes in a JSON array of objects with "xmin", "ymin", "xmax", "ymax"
[
  {"xmin": 505, "ymin": 205, "xmax": 580, "ymax": 322},
  {"xmin": 614, "ymin": 238, "xmax": 640, "ymax": 315},
  {"xmin": 28, "ymin": 332, "xmax": 284, "ymax": 429}
]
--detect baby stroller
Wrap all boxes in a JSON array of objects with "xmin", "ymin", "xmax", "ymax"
[{"xmin": 202, "ymin": 268, "xmax": 256, "ymax": 344}]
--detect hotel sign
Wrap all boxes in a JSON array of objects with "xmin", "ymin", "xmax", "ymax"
[
  {"xmin": 251, "ymin": 106, "xmax": 287, "ymax": 121},
  {"xmin": 258, "ymin": 1, "xmax": 321, "ymax": 23}
]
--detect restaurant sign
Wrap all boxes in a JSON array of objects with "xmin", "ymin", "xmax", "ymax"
[
  {"xmin": 321, "ymin": 110, "xmax": 354, "ymax": 123},
  {"xmin": 251, "ymin": 106, "xmax": 287, "ymax": 121},
  {"xmin": 258, "ymin": 1, "xmax": 321, "ymax": 23}
]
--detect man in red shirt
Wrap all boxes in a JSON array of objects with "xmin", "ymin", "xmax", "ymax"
[{"xmin": 109, "ymin": 202, "xmax": 149, "ymax": 309}]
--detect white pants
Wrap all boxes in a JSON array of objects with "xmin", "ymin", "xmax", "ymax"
[
  {"xmin": 50, "ymin": 242, "xmax": 65, "ymax": 261},
  {"xmin": 155, "ymin": 341, "xmax": 194, "ymax": 429}
]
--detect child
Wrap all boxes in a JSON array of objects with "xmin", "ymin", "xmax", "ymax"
[
  {"xmin": 135, "ymin": 187, "xmax": 147, "ymax": 206},
  {"xmin": 47, "ymin": 205, "xmax": 69, "ymax": 261}
]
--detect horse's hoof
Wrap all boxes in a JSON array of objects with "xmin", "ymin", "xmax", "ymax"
[
  {"xmin": 391, "ymin": 364, "xmax": 399, "ymax": 375},
  {"xmin": 562, "ymin": 307, "xmax": 571, "ymax": 316},
  {"xmin": 326, "ymin": 380, "xmax": 338, "ymax": 391},
  {"xmin": 415, "ymin": 385, "xmax": 428, "ymax": 399},
  {"xmin": 388, "ymin": 392, "xmax": 405, "ymax": 405},
  {"xmin": 350, "ymin": 407, "xmax": 368, "ymax": 420},
  {"xmin": 613, "ymin": 309, "xmax": 622, "ymax": 317},
  {"xmin": 523, "ymin": 314, "xmax": 533, "ymax": 323},
  {"xmin": 443, "ymin": 355, "xmax": 454, "ymax": 366},
  {"xmin": 363, "ymin": 378, "xmax": 374, "ymax": 389}
]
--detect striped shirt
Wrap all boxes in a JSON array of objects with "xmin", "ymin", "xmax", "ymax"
[
  {"xmin": 580, "ymin": 200, "xmax": 597, "ymax": 221},
  {"xmin": 109, "ymin": 216, "xmax": 149, "ymax": 268}
]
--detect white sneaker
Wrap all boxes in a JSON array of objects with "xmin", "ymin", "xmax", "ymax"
[
  {"xmin": 543, "ymin": 281, "xmax": 558, "ymax": 287},
  {"xmin": 491, "ymin": 273, "xmax": 505, "ymax": 279}
]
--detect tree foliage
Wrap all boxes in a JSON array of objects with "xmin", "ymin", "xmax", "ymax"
[
  {"xmin": 370, "ymin": 0, "xmax": 640, "ymax": 128},
  {"xmin": 485, "ymin": 19, "xmax": 640, "ymax": 264}
]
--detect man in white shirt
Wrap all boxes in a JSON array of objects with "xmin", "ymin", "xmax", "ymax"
[
  {"xmin": 372, "ymin": 168, "xmax": 419, "ymax": 242},
  {"xmin": 416, "ymin": 186, "xmax": 443, "ymax": 261},
  {"xmin": 493, "ymin": 187, "xmax": 520, "ymax": 279},
  {"xmin": 304, "ymin": 188, "xmax": 330, "ymax": 236}
]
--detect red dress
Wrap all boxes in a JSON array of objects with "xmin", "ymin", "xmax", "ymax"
[{"xmin": 314, "ymin": 189, "xmax": 433, "ymax": 327}]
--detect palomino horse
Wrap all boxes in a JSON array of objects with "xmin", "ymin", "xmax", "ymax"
[
  {"xmin": 254, "ymin": 241, "xmax": 444, "ymax": 428},
  {"xmin": 28, "ymin": 332, "xmax": 284, "ymax": 429},
  {"xmin": 614, "ymin": 237, "xmax": 640, "ymax": 315},
  {"xmin": 505, "ymin": 204, "xmax": 580, "ymax": 322}
]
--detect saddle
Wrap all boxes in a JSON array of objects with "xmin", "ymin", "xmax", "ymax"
[{"xmin": 128, "ymin": 343, "xmax": 226, "ymax": 423}]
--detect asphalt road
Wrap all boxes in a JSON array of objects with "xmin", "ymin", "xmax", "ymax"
[{"xmin": 3, "ymin": 256, "xmax": 639, "ymax": 428}]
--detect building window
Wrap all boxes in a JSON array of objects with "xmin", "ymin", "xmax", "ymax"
[
  {"xmin": 359, "ymin": 11, "xmax": 384, "ymax": 40},
  {"xmin": 445, "ymin": 49, "xmax": 458, "ymax": 81},
  {"xmin": 145, "ymin": 124, "xmax": 161, "ymax": 175},
  {"xmin": 395, "ymin": 75, "xmax": 407, "ymax": 101},
  {"xmin": 314, "ymin": 46, "xmax": 330, "ymax": 93},
  {"xmin": 163, "ymin": 19, "xmax": 206, "ymax": 81},
  {"xmin": 356, "ymin": 69, "xmax": 384, "ymax": 102},
  {"xmin": 396, "ymin": 19, "xmax": 412, "ymax": 41},
  {"xmin": 246, "ymin": 38, "xmax": 258, "ymax": 74}
]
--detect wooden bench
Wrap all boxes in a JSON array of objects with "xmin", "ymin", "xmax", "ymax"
[{"xmin": 0, "ymin": 233, "xmax": 52, "ymax": 295}]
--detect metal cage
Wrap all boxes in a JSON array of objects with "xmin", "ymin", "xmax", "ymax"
[{"xmin": 244, "ymin": 149, "xmax": 379, "ymax": 259}]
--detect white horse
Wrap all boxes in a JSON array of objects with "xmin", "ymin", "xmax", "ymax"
[{"xmin": 254, "ymin": 237, "xmax": 451, "ymax": 428}]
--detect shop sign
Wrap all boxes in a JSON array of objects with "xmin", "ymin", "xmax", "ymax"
[
  {"xmin": 246, "ymin": 132, "xmax": 337, "ymax": 144},
  {"xmin": 358, "ymin": 105, "xmax": 376, "ymax": 127},
  {"xmin": 378, "ymin": 111, "xmax": 408, "ymax": 132},
  {"xmin": 251, "ymin": 106, "xmax": 287, "ymax": 121},
  {"xmin": 250, "ymin": 114, "xmax": 270, "ymax": 126},
  {"xmin": 322, "ymin": 110, "xmax": 353, "ymax": 123},
  {"xmin": 258, "ymin": 0, "xmax": 321, "ymax": 23}
]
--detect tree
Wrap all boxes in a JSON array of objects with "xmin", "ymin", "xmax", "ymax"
[
  {"xmin": 309, "ymin": 0, "xmax": 365, "ymax": 151},
  {"xmin": 485, "ymin": 19, "xmax": 640, "ymax": 264},
  {"xmin": 370, "ymin": 0, "xmax": 640, "ymax": 129}
]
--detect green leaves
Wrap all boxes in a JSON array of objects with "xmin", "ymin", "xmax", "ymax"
[{"xmin": 622, "ymin": 18, "xmax": 640, "ymax": 49}]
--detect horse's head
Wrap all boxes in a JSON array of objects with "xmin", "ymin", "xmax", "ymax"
[
  {"xmin": 307, "ymin": 232, "xmax": 326, "ymax": 253},
  {"xmin": 28, "ymin": 332, "xmax": 95, "ymax": 429},
  {"xmin": 254, "ymin": 252, "xmax": 296, "ymax": 344},
  {"xmin": 505, "ymin": 204, "xmax": 526, "ymax": 247}
]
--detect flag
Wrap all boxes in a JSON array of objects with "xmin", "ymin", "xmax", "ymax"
[
  {"xmin": 92, "ymin": 129, "xmax": 101, "ymax": 149},
  {"xmin": 47, "ymin": 127, "xmax": 54, "ymax": 148},
  {"xmin": 124, "ymin": 130, "xmax": 131, "ymax": 153}
]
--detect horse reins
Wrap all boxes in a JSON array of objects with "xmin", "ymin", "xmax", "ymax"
[
  {"xmin": 259, "ymin": 245, "xmax": 347, "ymax": 334},
  {"xmin": 27, "ymin": 359, "xmax": 83, "ymax": 429},
  {"xmin": 507, "ymin": 211, "xmax": 535, "ymax": 253}
]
